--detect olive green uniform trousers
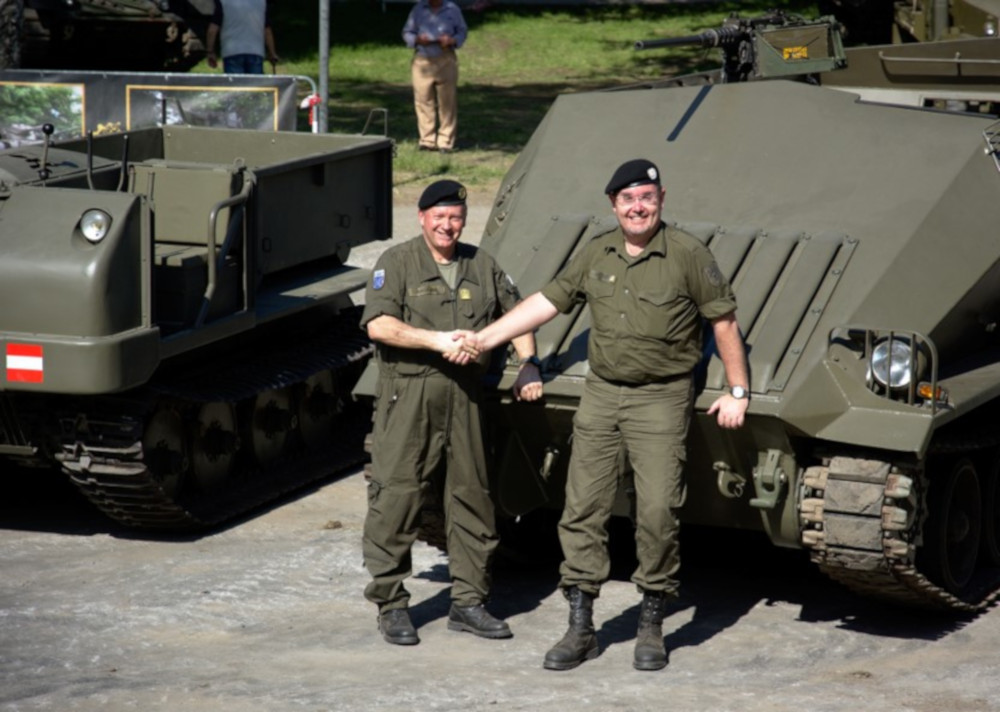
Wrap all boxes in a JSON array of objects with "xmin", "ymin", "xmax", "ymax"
[
  {"xmin": 363, "ymin": 372, "xmax": 496, "ymax": 610},
  {"xmin": 558, "ymin": 372, "xmax": 694, "ymax": 598}
]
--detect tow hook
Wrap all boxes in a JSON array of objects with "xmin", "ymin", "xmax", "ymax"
[{"xmin": 750, "ymin": 448, "xmax": 788, "ymax": 510}]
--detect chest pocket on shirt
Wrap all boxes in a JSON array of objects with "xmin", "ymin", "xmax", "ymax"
[
  {"xmin": 407, "ymin": 283, "xmax": 449, "ymax": 299},
  {"xmin": 586, "ymin": 270, "xmax": 616, "ymax": 300},
  {"xmin": 636, "ymin": 287, "xmax": 683, "ymax": 339},
  {"xmin": 405, "ymin": 283, "xmax": 450, "ymax": 325},
  {"xmin": 457, "ymin": 283, "xmax": 495, "ymax": 327}
]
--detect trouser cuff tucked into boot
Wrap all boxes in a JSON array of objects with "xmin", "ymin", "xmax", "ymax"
[
  {"xmin": 543, "ymin": 587, "xmax": 600, "ymax": 671},
  {"xmin": 633, "ymin": 590, "xmax": 669, "ymax": 671}
]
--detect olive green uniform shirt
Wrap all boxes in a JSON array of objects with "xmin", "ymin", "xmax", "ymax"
[
  {"xmin": 361, "ymin": 236, "xmax": 522, "ymax": 378},
  {"xmin": 541, "ymin": 223, "xmax": 736, "ymax": 384}
]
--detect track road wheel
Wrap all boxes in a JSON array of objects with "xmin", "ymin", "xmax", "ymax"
[
  {"xmin": 191, "ymin": 402, "xmax": 238, "ymax": 492},
  {"xmin": 249, "ymin": 387, "xmax": 297, "ymax": 465},
  {"xmin": 142, "ymin": 407, "xmax": 188, "ymax": 499},
  {"xmin": 979, "ymin": 449, "xmax": 1000, "ymax": 567},
  {"xmin": 920, "ymin": 457, "xmax": 983, "ymax": 597},
  {"xmin": 299, "ymin": 371, "xmax": 341, "ymax": 450}
]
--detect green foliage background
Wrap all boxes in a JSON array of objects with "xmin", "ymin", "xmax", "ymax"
[
  {"xmin": 0, "ymin": 85, "xmax": 82, "ymax": 140},
  {"xmin": 203, "ymin": 0, "xmax": 819, "ymax": 189}
]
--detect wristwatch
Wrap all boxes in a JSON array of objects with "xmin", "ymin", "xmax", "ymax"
[
  {"xmin": 523, "ymin": 355, "xmax": 542, "ymax": 369},
  {"xmin": 730, "ymin": 385, "xmax": 749, "ymax": 400}
]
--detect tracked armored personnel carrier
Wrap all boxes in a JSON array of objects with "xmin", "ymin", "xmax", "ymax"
[
  {"xmin": 0, "ymin": 0, "xmax": 211, "ymax": 71},
  {"xmin": 0, "ymin": 125, "xmax": 391, "ymax": 529},
  {"xmin": 477, "ymin": 15, "xmax": 1000, "ymax": 612}
]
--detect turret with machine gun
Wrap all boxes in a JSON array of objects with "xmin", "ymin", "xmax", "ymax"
[{"xmin": 635, "ymin": 11, "xmax": 847, "ymax": 83}]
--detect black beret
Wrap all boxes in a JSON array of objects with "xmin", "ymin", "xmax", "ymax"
[
  {"xmin": 605, "ymin": 159, "xmax": 661, "ymax": 195},
  {"xmin": 418, "ymin": 179, "xmax": 468, "ymax": 210}
]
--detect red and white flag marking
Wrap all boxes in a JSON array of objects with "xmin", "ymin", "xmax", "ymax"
[{"xmin": 5, "ymin": 343, "xmax": 44, "ymax": 384}]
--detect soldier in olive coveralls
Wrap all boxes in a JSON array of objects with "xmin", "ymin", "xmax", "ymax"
[
  {"xmin": 360, "ymin": 180, "xmax": 543, "ymax": 646},
  {"xmin": 473, "ymin": 159, "xmax": 750, "ymax": 671}
]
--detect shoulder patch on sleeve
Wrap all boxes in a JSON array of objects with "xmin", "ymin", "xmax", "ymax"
[
  {"xmin": 704, "ymin": 262, "xmax": 724, "ymax": 288},
  {"xmin": 373, "ymin": 269, "xmax": 386, "ymax": 290}
]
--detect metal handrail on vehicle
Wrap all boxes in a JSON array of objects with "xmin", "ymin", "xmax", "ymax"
[
  {"xmin": 196, "ymin": 172, "xmax": 254, "ymax": 328},
  {"xmin": 879, "ymin": 51, "xmax": 1000, "ymax": 75}
]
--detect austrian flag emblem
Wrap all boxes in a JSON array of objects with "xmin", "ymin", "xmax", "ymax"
[{"xmin": 5, "ymin": 343, "xmax": 44, "ymax": 384}]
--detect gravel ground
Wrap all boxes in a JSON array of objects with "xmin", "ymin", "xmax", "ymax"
[
  {"xmin": 2, "ymin": 466, "xmax": 1000, "ymax": 712},
  {"xmin": 2, "ymin": 182, "xmax": 1000, "ymax": 712}
]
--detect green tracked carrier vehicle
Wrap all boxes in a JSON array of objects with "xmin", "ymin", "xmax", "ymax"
[
  {"xmin": 478, "ymin": 16, "xmax": 1000, "ymax": 612},
  {"xmin": 0, "ymin": 0, "xmax": 211, "ymax": 71},
  {"xmin": 0, "ymin": 125, "xmax": 391, "ymax": 529}
]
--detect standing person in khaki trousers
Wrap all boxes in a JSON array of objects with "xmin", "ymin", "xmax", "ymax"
[{"xmin": 402, "ymin": 0, "xmax": 468, "ymax": 153}]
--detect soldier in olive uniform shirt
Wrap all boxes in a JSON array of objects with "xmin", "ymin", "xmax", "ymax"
[
  {"xmin": 472, "ymin": 159, "xmax": 749, "ymax": 672},
  {"xmin": 360, "ymin": 179, "xmax": 543, "ymax": 646}
]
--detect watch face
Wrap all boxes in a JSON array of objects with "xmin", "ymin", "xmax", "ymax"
[{"xmin": 731, "ymin": 386, "xmax": 747, "ymax": 399}]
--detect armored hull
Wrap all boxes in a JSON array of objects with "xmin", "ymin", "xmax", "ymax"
[
  {"xmin": 479, "ymin": 38, "xmax": 1000, "ymax": 611},
  {"xmin": 0, "ymin": 126, "xmax": 392, "ymax": 529}
]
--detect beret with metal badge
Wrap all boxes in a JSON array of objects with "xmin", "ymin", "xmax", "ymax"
[
  {"xmin": 419, "ymin": 179, "xmax": 468, "ymax": 210},
  {"xmin": 605, "ymin": 158, "xmax": 661, "ymax": 195}
]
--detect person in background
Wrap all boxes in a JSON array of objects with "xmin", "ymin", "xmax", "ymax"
[
  {"xmin": 402, "ymin": 0, "xmax": 467, "ymax": 153},
  {"xmin": 205, "ymin": 0, "xmax": 279, "ymax": 75}
]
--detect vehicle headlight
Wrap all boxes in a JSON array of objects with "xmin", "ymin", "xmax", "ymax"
[
  {"xmin": 80, "ymin": 209, "xmax": 112, "ymax": 243},
  {"xmin": 870, "ymin": 336, "xmax": 914, "ymax": 389}
]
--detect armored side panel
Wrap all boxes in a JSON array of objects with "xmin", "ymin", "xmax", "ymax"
[
  {"xmin": 0, "ymin": 126, "xmax": 391, "ymax": 394},
  {"xmin": 819, "ymin": 37, "xmax": 1000, "ymax": 111}
]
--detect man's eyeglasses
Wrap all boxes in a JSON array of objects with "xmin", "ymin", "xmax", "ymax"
[{"xmin": 615, "ymin": 191, "xmax": 660, "ymax": 208}]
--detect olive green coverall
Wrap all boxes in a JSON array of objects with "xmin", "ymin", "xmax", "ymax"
[
  {"xmin": 540, "ymin": 223, "xmax": 737, "ymax": 599},
  {"xmin": 360, "ymin": 235, "xmax": 521, "ymax": 611}
]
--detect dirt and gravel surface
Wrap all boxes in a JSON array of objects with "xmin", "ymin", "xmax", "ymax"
[
  {"xmin": 3, "ymin": 183, "xmax": 1000, "ymax": 712},
  {"xmin": 3, "ymin": 466, "xmax": 1000, "ymax": 712}
]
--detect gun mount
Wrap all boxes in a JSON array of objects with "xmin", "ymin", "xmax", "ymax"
[{"xmin": 635, "ymin": 11, "xmax": 847, "ymax": 83}]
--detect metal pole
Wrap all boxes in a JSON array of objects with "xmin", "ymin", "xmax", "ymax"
[{"xmin": 318, "ymin": 0, "xmax": 330, "ymax": 133}]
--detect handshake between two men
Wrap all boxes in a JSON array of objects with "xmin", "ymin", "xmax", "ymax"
[{"xmin": 433, "ymin": 328, "xmax": 543, "ymax": 403}]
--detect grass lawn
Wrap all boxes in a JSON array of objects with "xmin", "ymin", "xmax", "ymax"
[{"xmin": 223, "ymin": 0, "xmax": 819, "ymax": 190}]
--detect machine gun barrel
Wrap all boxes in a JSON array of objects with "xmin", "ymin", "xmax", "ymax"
[{"xmin": 634, "ymin": 25, "xmax": 745, "ymax": 51}]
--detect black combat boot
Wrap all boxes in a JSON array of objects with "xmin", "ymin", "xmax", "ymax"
[
  {"xmin": 447, "ymin": 603, "xmax": 513, "ymax": 639},
  {"xmin": 543, "ymin": 587, "xmax": 600, "ymax": 671},
  {"xmin": 633, "ymin": 590, "xmax": 669, "ymax": 671},
  {"xmin": 378, "ymin": 607, "xmax": 419, "ymax": 646}
]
